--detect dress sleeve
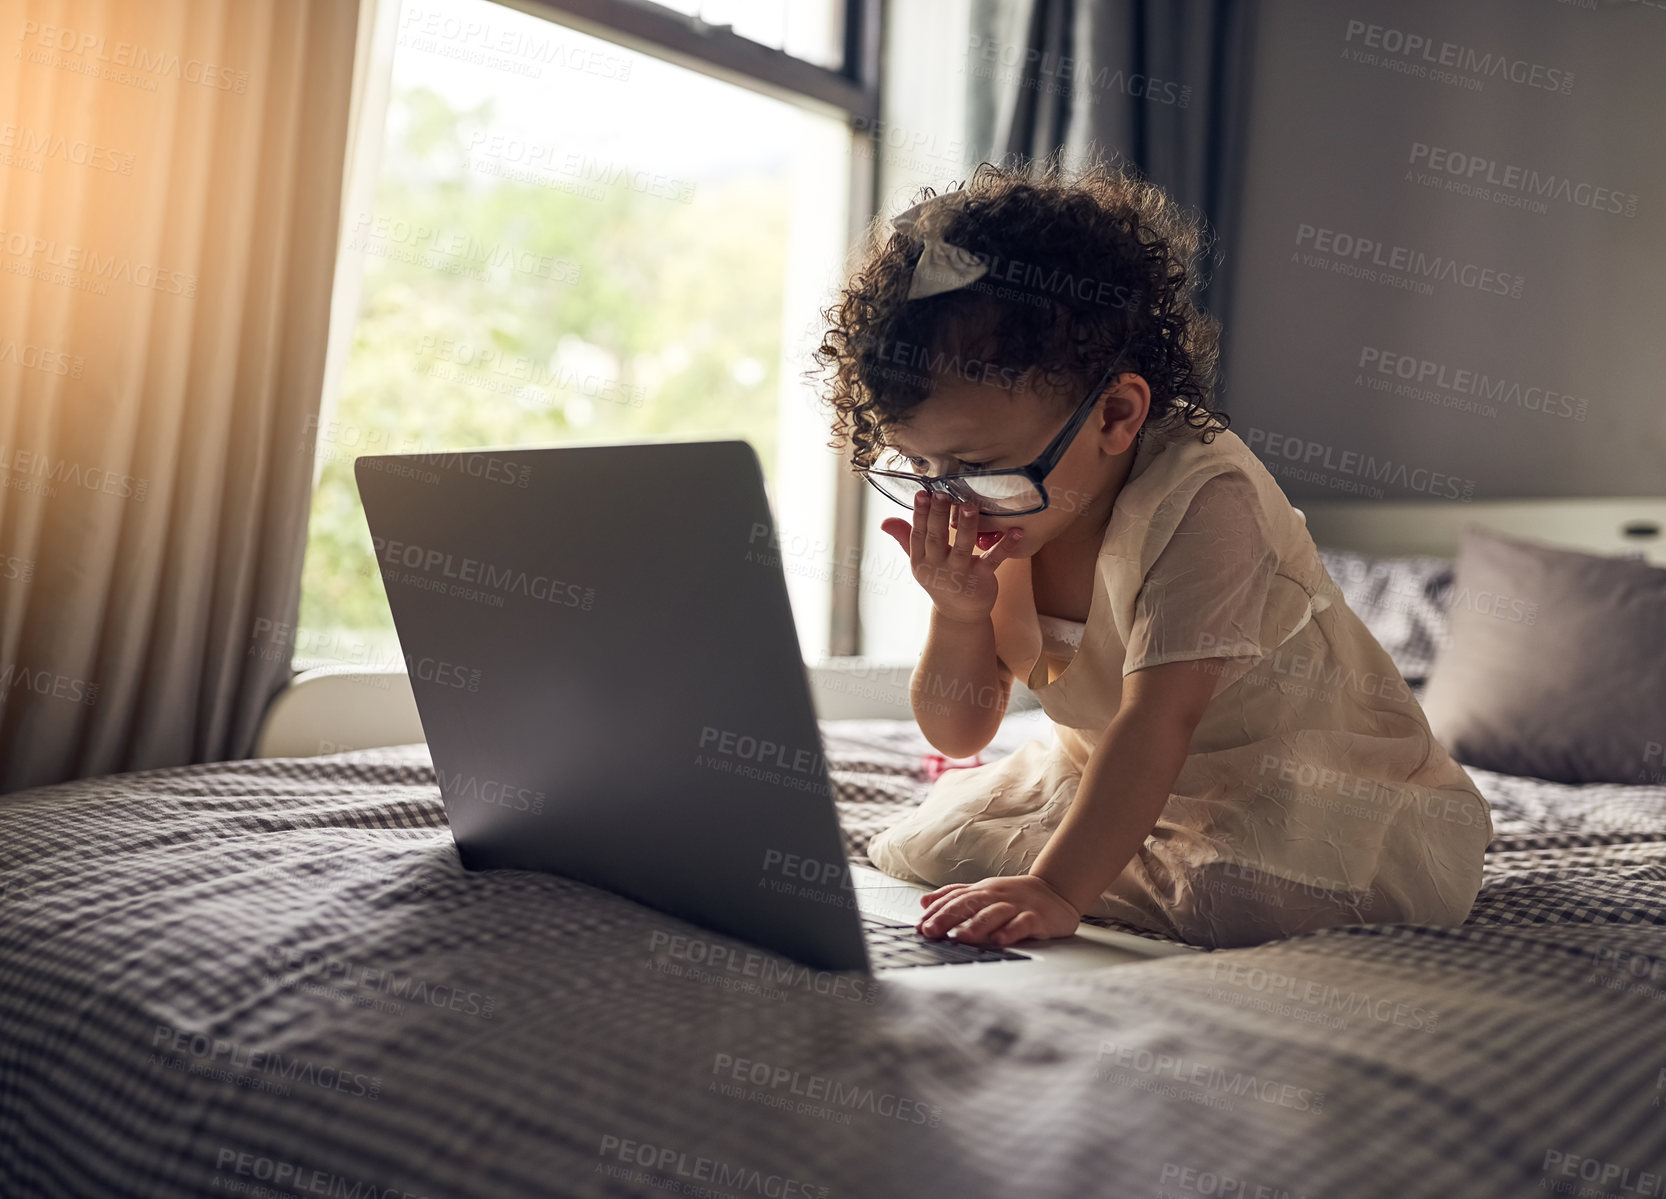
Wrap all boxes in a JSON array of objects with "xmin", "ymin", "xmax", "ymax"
[{"xmin": 1122, "ymin": 471, "xmax": 1295, "ymax": 695}]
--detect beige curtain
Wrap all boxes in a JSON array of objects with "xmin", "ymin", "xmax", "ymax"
[{"xmin": 0, "ymin": 0, "xmax": 368, "ymax": 792}]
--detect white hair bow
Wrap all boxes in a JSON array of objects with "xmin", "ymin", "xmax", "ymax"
[{"xmin": 891, "ymin": 192, "xmax": 989, "ymax": 301}]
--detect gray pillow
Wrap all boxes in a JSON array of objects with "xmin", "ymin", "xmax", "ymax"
[
  {"xmin": 1420, "ymin": 525, "xmax": 1666, "ymax": 785},
  {"xmin": 1314, "ymin": 548, "xmax": 1454, "ymax": 681}
]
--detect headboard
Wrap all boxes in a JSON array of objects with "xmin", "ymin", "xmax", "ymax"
[{"xmin": 1298, "ymin": 497, "xmax": 1666, "ymax": 565}]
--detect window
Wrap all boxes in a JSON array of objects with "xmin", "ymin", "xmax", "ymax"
[
  {"xmin": 298, "ymin": 0, "xmax": 865, "ymax": 672},
  {"xmin": 857, "ymin": 0, "xmax": 981, "ymax": 662}
]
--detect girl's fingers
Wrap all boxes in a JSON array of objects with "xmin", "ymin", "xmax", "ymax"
[
  {"xmin": 974, "ymin": 526, "xmax": 1024, "ymax": 572},
  {"xmin": 879, "ymin": 518, "xmax": 913, "ymax": 557},
  {"xmin": 949, "ymin": 503, "xmax": 979, "ymax": 565},
  {"xmin": 908, "ymin": 490, "xmax": 929, "ymax": 568},
  {"xmin": 921, "ymin": 883, "xmax": 968, "ymax": 903},
  {"xmin": 923, "ymin": 492, "xmax": 950, "ymax": 557},
  {"xmin": 950, "ymin": 902, "xmax": 1017, "ymax": 942},
  {"xmin": 918, "ymin": 890, "xmax": 986, "ymax": 936},
  {"xmin": 918, "ymin": 890, "xmax": 964, "ymax": 923},
  {"xmin": 990, "ymin": 911, "xmax": 1040, "ymax": 948}
]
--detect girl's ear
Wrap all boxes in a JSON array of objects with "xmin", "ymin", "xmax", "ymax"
[{"xmin": 1097, "ymin": 373, "xmax": 1152, "ymax": 453}]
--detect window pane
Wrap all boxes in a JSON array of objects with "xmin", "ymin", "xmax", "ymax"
[
  {"xmin": 649, "ymin": 0, "xmax": 847, "ymax": 70},
  {"xmin": 298, "ymin": 0, "xmax": 852, "ymax": 672},
  {"xmin": 858, "ymin": 0, "xmax": 982, "ymax": 663}
]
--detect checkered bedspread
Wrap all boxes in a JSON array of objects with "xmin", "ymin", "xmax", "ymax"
[{"xmin": 3, "ymin": 712, "xmax": 1664, "ymax": 1198}]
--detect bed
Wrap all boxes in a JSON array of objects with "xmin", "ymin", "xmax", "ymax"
[{"xmin": 4, "ymin": 544, "xmax": 1666, "ymax": 1198}]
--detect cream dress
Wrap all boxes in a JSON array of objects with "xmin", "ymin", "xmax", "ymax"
[{"xmin": 866, "ymin": 418, "xmax": 1493, "ymax": 948}]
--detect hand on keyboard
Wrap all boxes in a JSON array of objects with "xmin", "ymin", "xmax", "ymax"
[
  {"xmin": 916, "ymin": 874, "xmax": 1080, "ymax": 948},
  {"xmin": 860, "ymin": 913, "xmax": 1029, "ymax": 967}
]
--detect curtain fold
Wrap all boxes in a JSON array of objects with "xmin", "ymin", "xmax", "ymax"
[
  {"xmin": 1065, "ymin": 0, "xmax": 1260, "ymax": 329},
  {"xmin": 995, "ymin": 0, "xmax": 1076, "ymax": 165},
  {"xmin": 964, "ymin": 0, "xmax": 1258, "ymax": 351},
  {"xmin": 0, "ymin": 0, "xmax": 366, "ymax": 792}
]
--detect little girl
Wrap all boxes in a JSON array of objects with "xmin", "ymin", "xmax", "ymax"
[{"xmin": 814, "ymin": 158, "xmax": 1492, "ymax": 950}]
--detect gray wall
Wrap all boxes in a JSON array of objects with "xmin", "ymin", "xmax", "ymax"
[{"xmin": 1223, "ymin": 0, "xmax": 1666, "ymax": 500}]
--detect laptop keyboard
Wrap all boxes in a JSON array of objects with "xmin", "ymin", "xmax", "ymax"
[{"xmin": 860, "ymin": 912, "xmax": 1031, "ymax": 969}]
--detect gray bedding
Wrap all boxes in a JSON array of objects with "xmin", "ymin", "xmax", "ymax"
[{"xmin": 4, "ymin": 705, "xmax": 1666, "ymax": 1198}]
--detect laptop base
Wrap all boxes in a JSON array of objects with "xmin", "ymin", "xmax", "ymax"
[{"xmin": 851, "ymin": 866, "xmax": 1201, "ymax": 989}]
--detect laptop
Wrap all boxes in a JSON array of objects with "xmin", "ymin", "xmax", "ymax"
[{"xmin": 354, "ymin": 437, "xmax": 1198, "ymax": 991}]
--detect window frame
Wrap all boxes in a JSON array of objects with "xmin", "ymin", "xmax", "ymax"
[{"xmin": 497, "ymin": 0, "xmax": 879, "ymax": 119}]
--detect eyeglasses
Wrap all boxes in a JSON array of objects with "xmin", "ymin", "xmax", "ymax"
[{"xmin": 860, "ymin": 344, "xmax": 1132, "ymax": 517}]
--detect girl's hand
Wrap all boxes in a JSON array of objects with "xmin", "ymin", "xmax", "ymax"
[
  {"xmin": 880, "ymin": 492, "xmax": 1024, "ymax": 625},
  {"xmin": 915, "ymin": 874, "xmax": 1080, "ymax": 948}
]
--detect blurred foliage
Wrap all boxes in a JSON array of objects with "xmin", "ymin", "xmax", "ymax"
[{"xmin": 296, "ymin": 82, "xmax": 789, "ymax": 660}]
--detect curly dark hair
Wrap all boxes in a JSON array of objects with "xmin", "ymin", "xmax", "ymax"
[{"xmin": 811, "ymin": 153, "xmax": 1229, "ymax": 472}]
